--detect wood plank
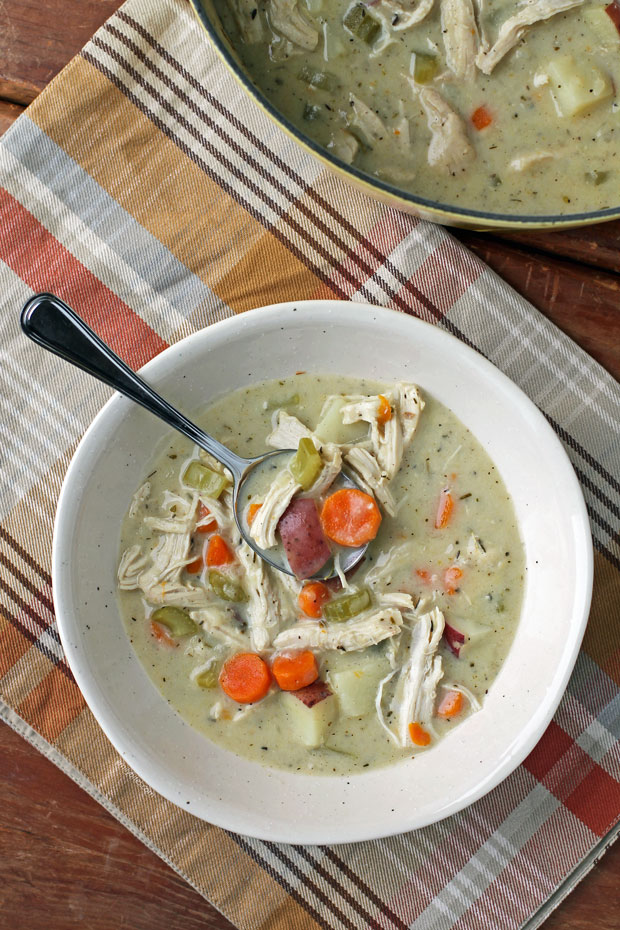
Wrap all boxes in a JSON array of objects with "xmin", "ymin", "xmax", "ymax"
[
  {"xmin": 0, "ymin": 99, "xmax": 25, "ymax": 136},
  {"xmin": 0, "ymin": 0, "xmax": 123, "ymax": 104},
  {"xmin": 454, "ymin": 230, "xmax": 620, "ymax": 380},
  {"xmin": 0, "ymin": 721, "xmax": 235, "ymax": 930},
  {"xmin": 495, "ymin": 221, "xmax": 620, "ymax": 277}
]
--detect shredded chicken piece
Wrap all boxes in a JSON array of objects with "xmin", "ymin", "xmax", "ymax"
[
  {"xmin": 344, "ymin": 446, "xmax": 396, "ymax": 516},
  {"xmin": 510, "ymin": 150, "xmax": 555, "ymax": 172},
  {"xmin": 341, "ymin": 382, "xmax": 424, "ymax": 482},
  {"xmin": 364, "ymin": 542, "xmax": 418, "ymax": 590},
  {"xmin": 268, "ymin": 0, "xmax": 319, "ymax": 49},
  {"xmin": 117, "ymin": 545, "xmax": 148, "ymax": 590},
  {"xmin": 236, "ymin": 541, "xmax": 282, "ymax": 651},
  {"xmin": 441, "ymin": 0, "xmax": 479, "ymax": 80},
  {"xmin": 475, "ymin": 0, "xmax": 585, "ymax": 75},
  {"xmin": 349, "ymin": 94, "xmax": 387, "ymax": 146},
  {"xmin": 412, "ymin": 84, "xmax": 475, "ymax": 174},
  {"xmin": 191, "ymin": 606, "xmax": 251, "ymax": 648},
  {"xmin": 386, "ymin": 607, "xmax": 445, "ymax": 746},
  {"xmin": 142, "ymin": 582, "xmax": 214, "ymax": 608},
  {"xmin": 227, "ymin": 0, "xmax": 265, "ymax": 42},
  {"xmin": 249, "ymin": 469, "xmax": 301, "ymax": 550},
  {"xmin": 268, "ymin": 410, "xmax": 313, "ymax": 448},
  {"xmin": 128, "ymin": 482, "xmax": 151, "ymax": 518},
  {"xmin": 273, "ymin": 606, "xmax": 403, "ymax": 652},
  {"xmin": 327, "ymin": 129, "xmax": 360, "ymax": 165},
  {"xmin": 374, "ymin": 0, "xmax": 436, "ymax": 31}
]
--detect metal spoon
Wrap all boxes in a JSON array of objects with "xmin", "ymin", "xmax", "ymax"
[{"xmin": 20, "ymin": 293, "xmax": 367, "ymax": 579}]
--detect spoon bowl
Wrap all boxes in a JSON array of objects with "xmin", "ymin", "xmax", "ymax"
[{"xmin": 20, "ymin": 293, "xmax": 368, "ymax": 579}]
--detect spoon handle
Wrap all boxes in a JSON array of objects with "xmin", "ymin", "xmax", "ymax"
[{"xmin": 20, "ymin": 293, "xmax": 246, "ymax": 478}]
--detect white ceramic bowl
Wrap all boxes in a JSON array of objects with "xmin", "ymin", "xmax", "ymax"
[{"xmin": 53, "ymin": 301, "xmax": 592, "ymax": 844}]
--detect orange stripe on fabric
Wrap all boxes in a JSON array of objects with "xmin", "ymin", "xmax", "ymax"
[
  {"xmin": 27, "ymin": 57, "xmax": 264, "ymax": 289},
  {"xmin": 0, "ymin": 613, "xmax": 32, "ymax": 678},
  {"xmin": 17, "ymin": 666, "xmax": 86, "ymax": 743},
  {"xmin": 0, "ymin": 188, "xmax": 167, "ymax": 368},
  {"xmin": 216, "ymin": 230, "xmax": 322, "ymax": 312}
]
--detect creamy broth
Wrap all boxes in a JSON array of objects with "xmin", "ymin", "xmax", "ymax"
[
  {"xmin": 118, "ymin": 374, "xmax": 524, "ymax": 775},
  {"xmin": 210, "ymin": 0, "xmax": 620, "ymax": 215}
]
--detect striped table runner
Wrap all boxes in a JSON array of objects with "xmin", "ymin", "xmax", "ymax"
[{"xmin": 1, "ymin": 1, "xmax": 619, "ymax": 927}]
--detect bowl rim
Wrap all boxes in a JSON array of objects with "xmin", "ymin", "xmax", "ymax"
[
  {"xmin": 187, "ymin": 0, "xmax": 620, "ymax": 230},
  {"xmin": 52, "ymin": 300, "xmax": 594, "ymax": 843}
]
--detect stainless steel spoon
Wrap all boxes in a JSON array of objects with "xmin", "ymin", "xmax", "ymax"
[{"xmin": 20, "ymin": 293, "xmax": 367, "ymax": 579}]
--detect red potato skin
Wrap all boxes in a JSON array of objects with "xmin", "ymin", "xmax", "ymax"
[
  {"xmin": 278, "ymin": 498, "xmax": 331, "ymax": 579},
  {"xmin": 292, "ymin": 680, "xmax": 332, "ymax": 708},
  {"xmin": 443, "ymin": 622, "xmax": 465, "ymax": 657}
]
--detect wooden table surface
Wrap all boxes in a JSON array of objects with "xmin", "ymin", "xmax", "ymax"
[{"xmin": 0, "ymin": 3, "xmax": 619, "ymax": 929}]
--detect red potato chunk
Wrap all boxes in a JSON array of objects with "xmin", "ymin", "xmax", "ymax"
[
  {"xmin": 278, "ymin": 498, "xmax": 331, "ymax": 579},
  {"xmin": 291, "ymin": 680, "xmax": 332, "ymax": 708},
  {"xmin": 443, "ymin": 622, "xmax": 465, "ymax": 657}
]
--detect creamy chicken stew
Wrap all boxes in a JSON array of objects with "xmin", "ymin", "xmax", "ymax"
[
  {"xmin": 118, "ymin": 375, "xmax": 524, "ymax": 775},
  {"xmin": 211, "ymin": 0, "xmax": 620, "ymax": 215}
]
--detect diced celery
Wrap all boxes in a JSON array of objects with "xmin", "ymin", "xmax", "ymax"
[
  {"xmin": 298, "ymin": 66, "xmax": 337, "ymax": 91},
  {"xmin": 195, "ymin": 665, "xmax": 219, "ymax": 688},
  {"xmin": 323, "ymin": 587, "xmax": 371, "ymax": 623},
  {"xmin": 411, "ymin": 51, "xmax": 439, "ymax": 85},
  {"xmin": 546, "ymin": 55, "xmax": 613, "ymax": 117},
  {"xmin": 182, "ymin": 461, "xmax": 230, "ymax": 498},
  {"xmin": 208, "ymin": 570, "xmax": 248, "ymax": 602},
  {"xmin": 289, "ymin": 437, "xmax": 322, "ymax": 490},
  {"xmin": 343, "ymin": 4, "xmax": 380, "ymax": 44},
  {"xmin": 280, "ymin": 690, "xmax": 338, "ymax": 747},
  {"xmin": 151, "ymin": 606, "xmax": 197, "ymax": 637}
]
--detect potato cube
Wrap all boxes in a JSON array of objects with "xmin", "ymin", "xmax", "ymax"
[
  {"xmin": 280, "ymin": 686, "xmax": 338, "ymax": 748},
  {"xmin": 329, "ymin": 664, "xmax": 385, "ymax": 717},
  {"xmin": 315, "ymin": 396, "xmax": 369, "ymax": 445},
  {"xmin": 547, "ymin": 56, "xmax": 613, "ymax": 117}
]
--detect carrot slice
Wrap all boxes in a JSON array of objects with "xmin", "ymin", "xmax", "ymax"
[
  {"xmin": 195, "ymin": 502, "xmax": 217, "ymax": 534},
  {"xmin": 436, "ymin": 690, "xmax": 464, "ymax": 718},
  {"xmin": 219, "ymin": 653, "xmax": 271, "ymax": 704},
  {"xmin": 444, "ymin": 565, "xmax": 463, "ymax": 594},
  {"xmin": 435, "ymin": 488, "xmax": 454, "ymax": 529},
  {"xmin": 471, "ymin": 105, "xmax": 493, "ymax": 130},
  {"xmin": 408, "ymin": 722, "xmax": 431, "ymax": 746},
  {"xmin": 150, "ymin": 620, "xmax": 176, "ymax": 647},
  {"xmin": 207, "ymin": 534, "xmax": 234, "ymax": 567},
  {"xmin": 298, "ymin": 581, "xmax": 330, "ymax": 618},
  {"xmin": 320, "ymin": 488, "xmax": 382, "ymax": 547},
  {"xmin": 272, "ymin": 651, "xmax": 319, "ymax": 691},
  {"xmin": 377, "ymin": 394, "xmax": 392, "ymax": 425},
  {"xmin": 186, "ymin": 554, "xmax": 204, "ymax": 575},
  {"xmin": 247, "ymin": 502, "xmax": 263, "ymax": 525}
]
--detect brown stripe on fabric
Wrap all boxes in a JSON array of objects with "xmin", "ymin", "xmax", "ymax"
[
  {"xmin": 0, "ymin": 640, "xmax": 58, "ymax": 707},
  {"xmin": 0, "ymin": 597, "xmax": 70, "ymax": 679},
  {"xmin": 17, "ymin": 665, "xmax": 86, "ymax": 742},
  {"xmin": 0, "ymin": 569, "xmax": 57, "ymax": 642},
  {"xmin": 295, "ymin": 847, "xmax": 387, "ymax": 930},
  {"xmin": 0, "ymin": 524, "xmax": 52, "ymax": 586},
  {"xmin": 0, "ymin": 612, "xmax": 32, "ymax": 679},
  {"xmin": 0, "ymin": 548, "xmax": 54, "ymax": 614},
  {"xmin": 75, "ymin": 51, "xmax": 349, "ymax": 300},
  {"xmin": 232, "ymin": 834, "xmax": 343, "ymax": 930},
  {"xmin": 321, "ymin": 846, "xmax": 409, "ymax": 930},
  {"xmin": 583, "ymin": 550, "xmax": 620, "ymax": 684}
]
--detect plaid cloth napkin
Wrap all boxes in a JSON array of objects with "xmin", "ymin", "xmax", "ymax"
[{"xmin": 1, "ymin": 0, "xmax": 619, "ymax": 927}]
